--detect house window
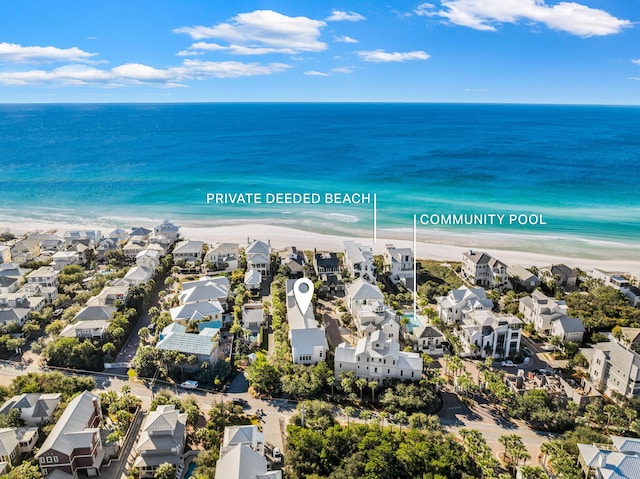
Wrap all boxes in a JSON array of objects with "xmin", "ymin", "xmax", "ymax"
[
  {"xmin": 375, "ymin": 368, "xmax": 377, "ymax": 373},
  {"xmin": 42, "ymin": 470, "xmax": 48, "ymax": 476},
  {"xmin": 319, "ymin": 351, "xmax": 323, "ymax": 358},
  {"xmin": 53, "ymin": 457, "xmax": 59, "ymax": 463}
]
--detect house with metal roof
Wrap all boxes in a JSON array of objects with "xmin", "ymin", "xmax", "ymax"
[
  {"xmin": 214, "ymin": 444, "xmax": 281, "ymax": 479},
  {"xmin": 133, "ymin": 404, "xmax": 186, "ymax": 478},
  {"xmin": 578, "ymin": 435, "xmax": 640, "ymax": 479},
  {"xmin": 436, "ymin": 286, "xmax": 494, "ymax": 325},
  {"xmin": 0, "ymin": 427, "xmax": 39, "ymax": 467},
  {"xmin": 156, "ymin": 323, "xmax": 219, "ymax": 366},
  {"xmin": 35, "ymin": 391, "xmax": 104, "ymax": 479},
  {"xmin": 334, "ymin": 330, "xmax": 422, "ymax": 382},
  {"xmin": 0, "ymin": 393, "xmax": 61, "ymax": 426}
]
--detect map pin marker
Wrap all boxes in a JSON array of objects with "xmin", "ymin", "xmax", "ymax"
[{"xmin": 293, "ymin": 278, "xmax": 314, "ymax": 315}]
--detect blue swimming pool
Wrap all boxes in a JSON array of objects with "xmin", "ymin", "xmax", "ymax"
[{"xmin": 403, "ymin": 313, "xmax": 423, "ymax": 333}]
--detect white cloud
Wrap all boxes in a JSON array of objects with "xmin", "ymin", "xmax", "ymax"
[
  {"xmin": 464, "ymin": 88, "xmax": 489, "ymax": 92},
  {"xmin": 633, "ymin": 59, "xmax": 640, "ymax": 66},
  {"xmin": 416, "ymin": 0, "xmax": 631, "ymax": 37},
  {"xmin": 326, "ymin": 10, "xmax": 366, "ymax": 22},
  {"xmin": 0, "ymin": 59, "xmax": 291, "ymax": 87},
  {"xmin": 629, "ymin": 77, "xmax": 640, "ymax": 81},
  {"xmin": 304, "ymin": 70, "xmax": 330, "ymax": 76},
  {"xmin": 334, "ymin": 35, "xmax": 359, "ymax": 43},
  {"xmin": 173, "ymin": 10, "xmax": 326, "ymax": 54},
  {"xmin": 0, "ymin": 42, "xmax": 98, "ymax": 64},
  {"xmin": 331, "ymin": 66, "xmax": 355, "ymax": 74},
  {"xmin": 357, "ymin": 49, "xmax": 430, "ymax": 62}
]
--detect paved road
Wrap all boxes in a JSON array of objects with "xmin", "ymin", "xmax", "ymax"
[{"xmin": 439, "ymin": 382, "xmax": 556, "ymax": 465}]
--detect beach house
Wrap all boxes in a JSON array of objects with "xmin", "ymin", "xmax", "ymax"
[
  {"xmin": 584, "ymin": 342, "xmax": 640, "ymax": 399},
  {"xmin": 507, "ymin": 265, "xmax": 541, "ymax": 290},
  {"xmin": 461, "ymin": 250, "xmax": 510, "ymax": 290},
  {"xmin": 383, "ymin": 244, "xmax": 414, "ymax": 288},
  {"xmin": 540, "ymin": 264, "xmax": 578, "ymax": 287},
  {"xmin": 152, "ymin": 219, "xmax": 180, "ymax": 243},
  {"xmin": 436, "ymin": 286, "xmax": 494, "ymax": 325},
  {"xmin": 286, "ymin": 278, "xmax": 328, "ymax": 365},
  {"xmin": 0, "ymin": 393, "xmax": 61, "ymax": 426},
  {"xmin": 36, "ymin": 391, "xmax": 104, "ymax": 479},
  {"xmin": 133, "ymin": 404, "xmax": 186, "ymax": 478},
  {"xmin": 204, "ymin": 242, "xmax": 239, "ymax": 272},
  {"xmin": 245, "ymin": 239, "xmax": 271, "ymax": 277},
  {"xmin": 345, "ymin": 278, "xmax": 399, "ymax": 340},
  {"xmin": 519, "ymin": 290, "xmax": 568, "ymax": 336},
  {"xmin": 456, "ymin": 310, "xmax": 522, "ymax": 358},
  {"xmin": 334, "ymin": 330, "xmax": 423, "ymax": 381},
  {"xmin": 578, "ymin": 435, "xmax": 640, "ymax": 479},
  {"xmin": 313, "ymin": 250, "xmax": 343, "ymax": 294},
  {"xmin": 343, "ymin": 240, "xmax": 375, "ymax": 283}
]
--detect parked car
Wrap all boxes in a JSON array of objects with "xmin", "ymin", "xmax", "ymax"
[
  {"xmin": 232, "ymin": 397, "xmax": 248, "ymax": 407},
  {"xmin": 522, "ymin": 347, "xmax": 533, "ymax": 357},
  {"xmin": 501, "ymin": 360, "xmax": 516, "ymax": 367},
  {"xmin": 180, "ymin": 380, "xmax": 198, "ymax": 389},
  {"xmin": 272, "ymin": 447, "xmax": 282, "ymax": 463}
]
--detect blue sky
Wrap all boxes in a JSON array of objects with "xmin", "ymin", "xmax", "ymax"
[{"xmin": 1, "ymin": 0, "xmax": 639, "ymax": 103}]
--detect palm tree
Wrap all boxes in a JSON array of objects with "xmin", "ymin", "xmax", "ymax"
[
  {"xmin": 356, "ymin": 378, "xmax": 367, "ymax": 402},
  {"xmin": 368, "ymin": 381, "xmax": 378, "ymax": 402},
  {"xmin": 360, "ymin": 410, "xmax": 371, "ymax": 425},
  {"xmin": 343, "ymin": 406, "xmax": 355, "ymax": 427}
]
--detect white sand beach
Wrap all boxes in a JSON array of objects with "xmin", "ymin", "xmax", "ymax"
[{"xmin": 4, "ymin": 219, "xmax": 640, "ymax": 276}]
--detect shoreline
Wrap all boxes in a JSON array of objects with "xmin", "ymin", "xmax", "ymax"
[{"xmin": 3, "ymin": 219, "xmax": 640, "ymax": 276}]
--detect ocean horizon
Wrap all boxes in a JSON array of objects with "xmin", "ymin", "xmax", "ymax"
[{"xmin": 1, "ymin": 102, "xmax": 639, "ymax": 261}]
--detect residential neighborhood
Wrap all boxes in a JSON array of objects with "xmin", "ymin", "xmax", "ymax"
[{"xmin": 0, "ymin": 227, "xmax": 639, "ymax": 479}]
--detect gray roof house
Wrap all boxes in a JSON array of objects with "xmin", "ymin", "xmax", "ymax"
[
  {"xmin": 133, "ymin": 404, "xmax": 186, "ymax": 478},
  {"xmin": 35, "ymin": 391, "xmax": 104, "ymax": 479},
  {"xmin": 0, "ymin": 393, "xmax": 61, "ymax": 426}
]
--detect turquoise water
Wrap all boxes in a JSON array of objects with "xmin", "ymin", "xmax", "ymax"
[
  {"xmin": 1, "ymin": 103, "xmax": 639, "ymax": 259},
  {"xmin": 403, "ymin": 313, "xmax": 424, "ymax": 334}
]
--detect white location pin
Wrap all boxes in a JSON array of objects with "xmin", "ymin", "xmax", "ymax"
[{"xmin": 293, "ymin": 278, "xmax": 314, "ymax": 315}]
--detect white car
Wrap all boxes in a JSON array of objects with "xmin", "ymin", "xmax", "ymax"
[
  {"xmin": 501, "ymin": 360, "xmax": 516, "ymax": 367},
  {"xmin": 272, "ymin": 447, "xmax": 282, "ymax": 463}
]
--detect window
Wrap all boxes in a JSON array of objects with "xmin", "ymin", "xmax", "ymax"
[{"xmin": 53, "ymin": 457, "xmax": 59, "ymax": 463}]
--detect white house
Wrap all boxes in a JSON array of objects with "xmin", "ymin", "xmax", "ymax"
[
  {"xmin": 173, "ymin": 239, "xmax": 204, "ymax": 263},
  {"xmin": 133, "ymin": 404, "xmax": 186, "ymax": 478},
  {"xmin": 26, "ymin": 266, "xmax": 57, "ymax": 288},
  {"xmin": 123, "ymin": 240, "xmax": 146, "ymax": 261},
  {"xmin": 214, "ymin": 444, "xmax": 281, "ymax": 479},
  {"xmin": 586, "ymin": 342, "xmax": 640, "ymax": 399},
  {"xmin": 170, "ymin": 301, "xmax": 224, "ymax": 325},
  {"xmin": 50, "ymin": 251, "xmax": 80, "ymax": 271},
  {"xmin": 136, "ymin": 249, "xmax": 161, "ymax": 270},
  {"xmin": 204, "ymin": 243, "xmax": 239, "ymax": 271},
  {"xmin": 122, "ymin": 265, "xmax": 154, "ymax": 286},
  {"xmin": 245, "ymin": 240, "xmax": 271, "ymax": 276},
  {"xmin": 436, "ymin": 286, "xmax": 494, "ymax": 325},
  {"xmin": 286, "ymin": 278, "xmax": 327, "ymax": 365},
  {"xmin": 519, "ymin": 290, "xmax": 568, "ymax": 336},
  {"xmin": 409, "ymin": 321, "xmax": 446, "ymax": 355},
  {"xmin": 152, "ymin": 220, "xmax": 180, "ymax": 243},
  {"xmin": 334, "ymin": 330, "xmax": 422, "ymax": 381},
  {"xmin": 591, "ymin": 269, "xmax": 640, "ymax": 308},
  {"xmin": 462, "ymin": 250, "xmax": 510, "ymax": 290},
  {"xmin": 59, "ymin": 305, "xmax": 117, "ymax": 339},
  {"xmin": 343, "ymin": 240, "xmax": 375, "ymax": 283},
  {"xmin": 507, "ymin": 265, "xmax": 541, "ymax": 290},
  {"xmin": 241, "ymin": 303, "xmax": 264, "ymax": 332},
  {"xmin": 179, "ymin": 277, "xmax": 229, "ymax": 307},
  {"xmin": 244, "ymin": 269, "xmax": 262, "ymax": 291},
  {"xmin": 550, "ymin": 315, "xmax": 585, "ymax": 344},
  {"xmin": 0, "ymin": 393, "xmax": 61, "ymax": 426},
  {"xmin": 383, "ymin": 244, "xmax": 414, "ymax": 288},
  {"xmin": 578, "ymin": 435, "xmax": 640, "ymax": 479},
  {"xmin": 345, "ymin": 278, "xmax": 399, "ymax": 340},
  {"xmin": 456, "ymin": 310, "xmax": 522, "ymax": 358}
]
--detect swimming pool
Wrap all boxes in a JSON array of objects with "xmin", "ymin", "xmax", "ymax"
[{"xmin": 402, "ymin": 313, "xmax": 424, "ymax": 333}]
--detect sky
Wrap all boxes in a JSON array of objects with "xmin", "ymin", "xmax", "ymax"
[{"xmin": 0, "ymin": 0, "xmax": 639, "ymax": 104}]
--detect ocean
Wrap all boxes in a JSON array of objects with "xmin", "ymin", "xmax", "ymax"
[{"xmin": 1, "ymin": 103, "xmax": 639, "ymax": 260}]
